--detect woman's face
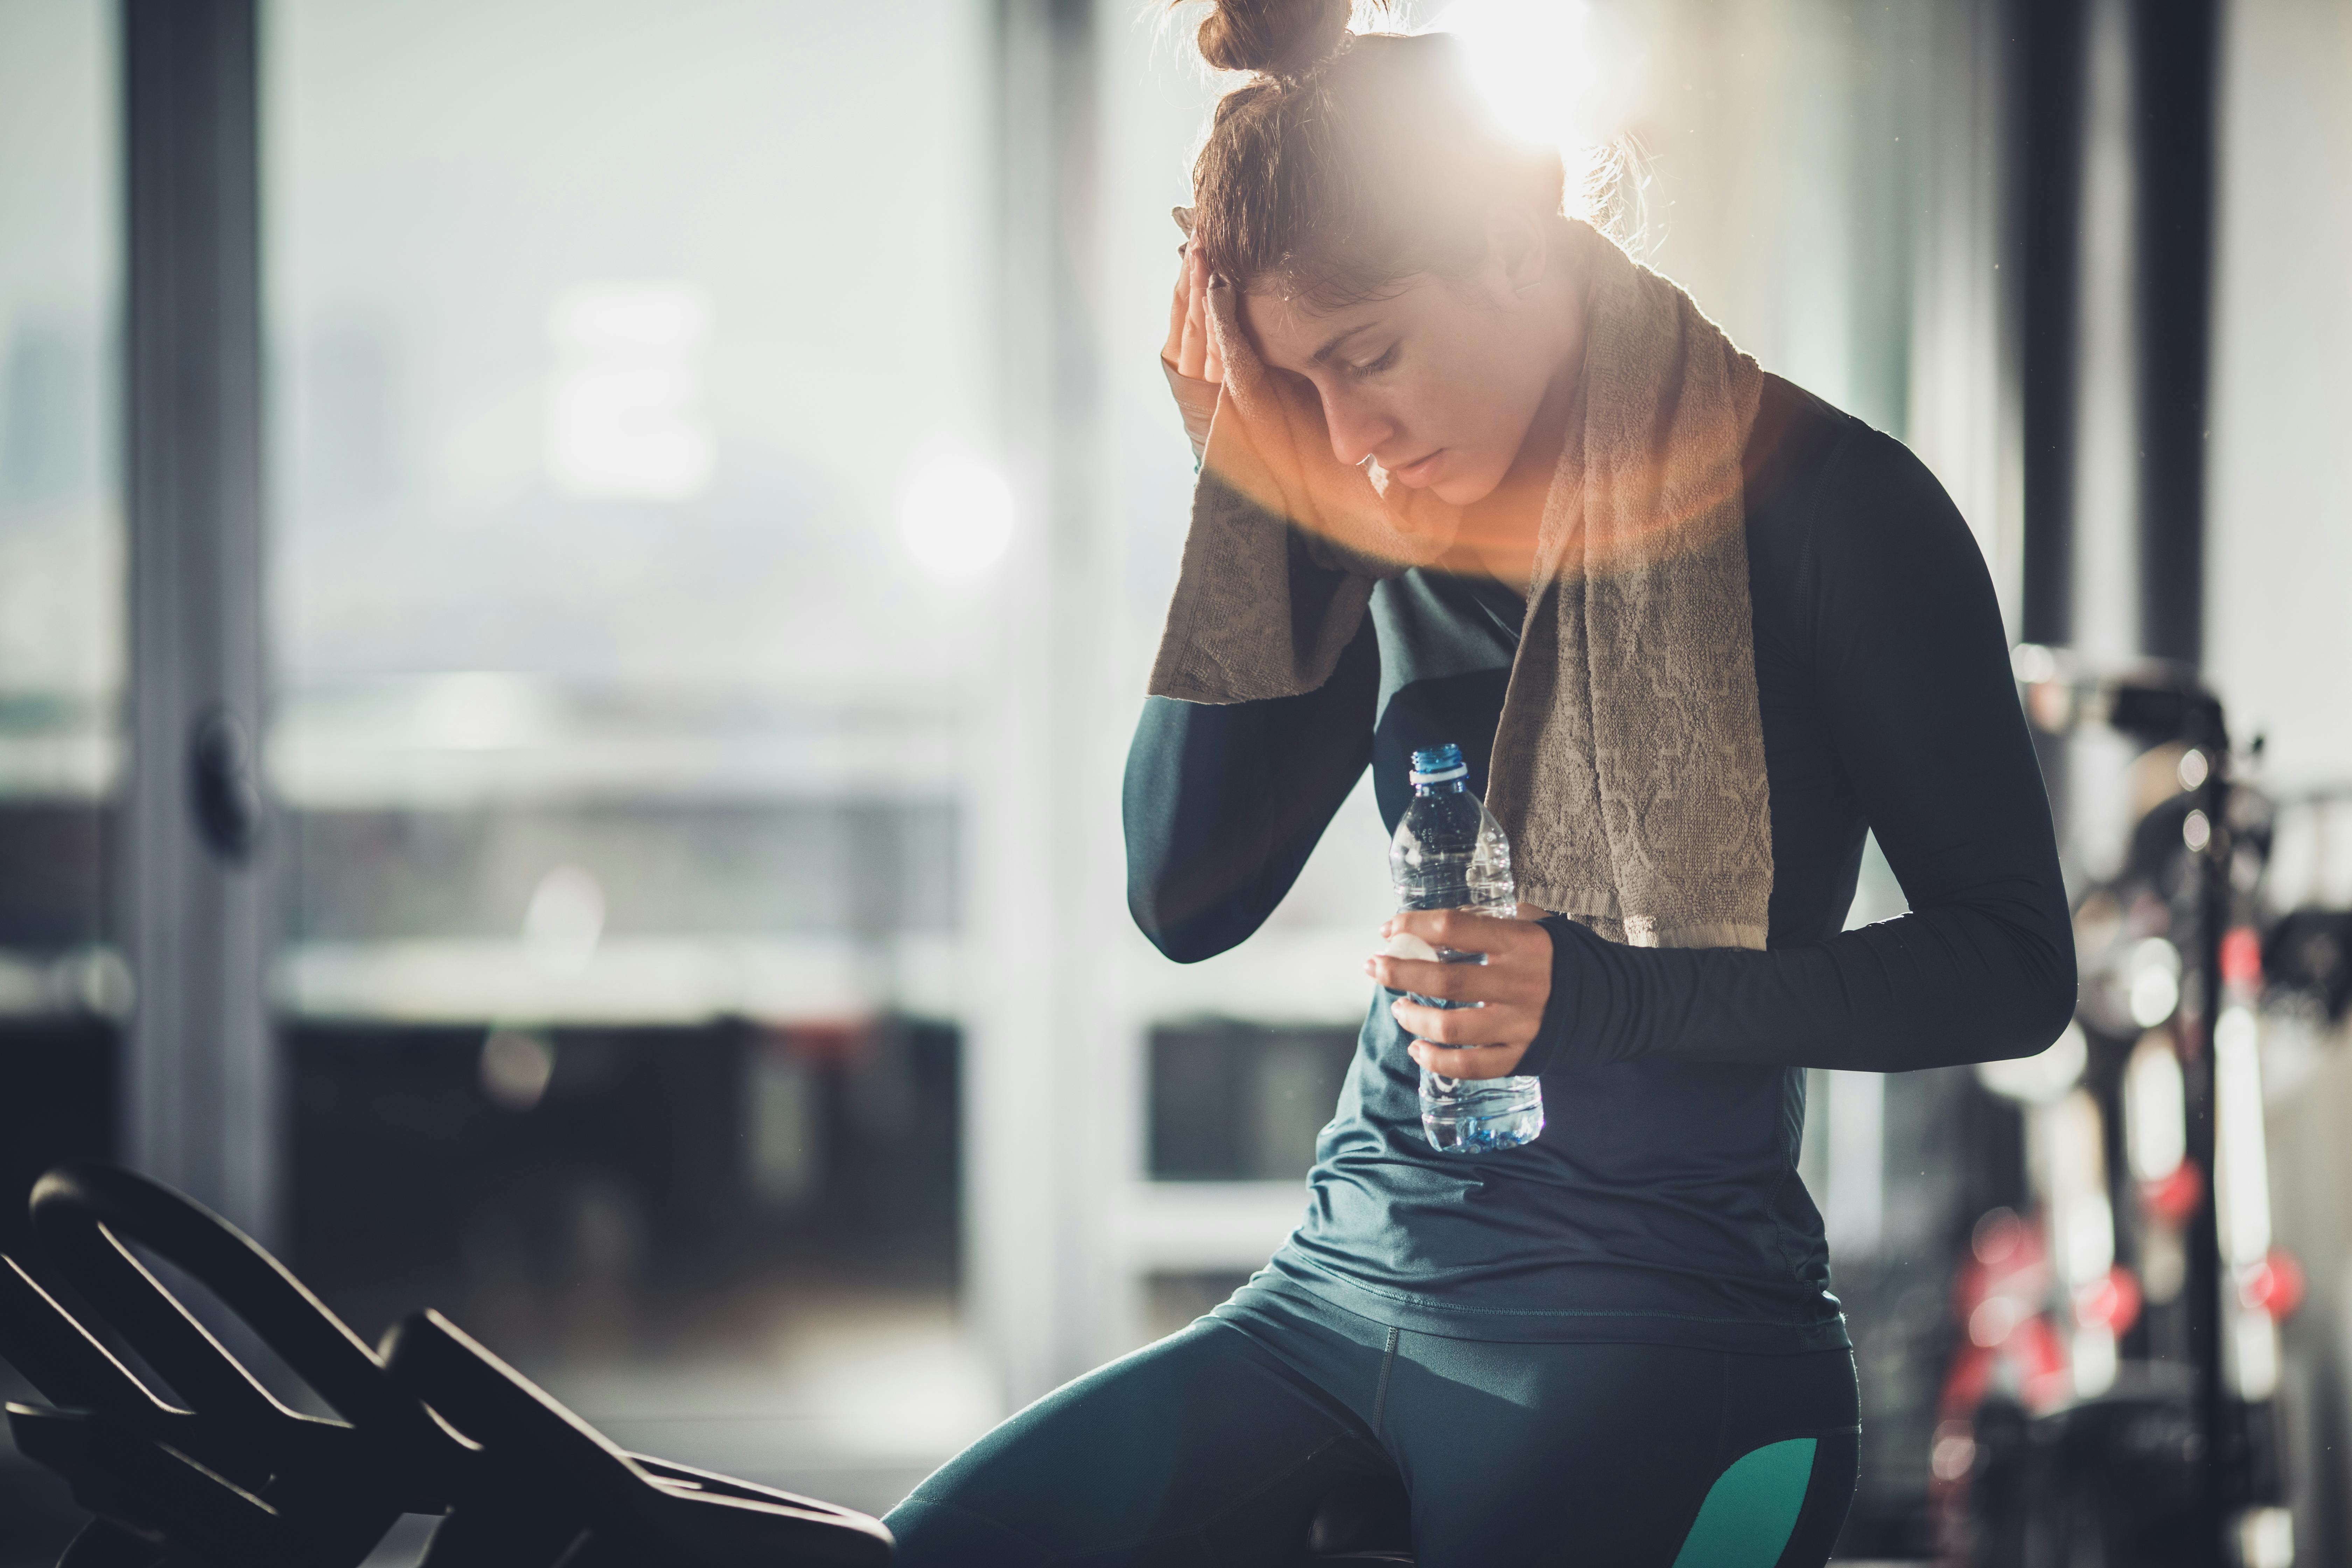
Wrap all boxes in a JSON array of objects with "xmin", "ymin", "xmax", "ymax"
[{"xmin": 1240, "ymin": 242, "xmax": 1574, "ymax": 508}]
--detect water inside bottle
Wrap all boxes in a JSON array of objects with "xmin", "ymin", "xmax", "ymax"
[{"xmin": 1421, "ymin": 1074, "xmax": 1547, "ymax": 1153}]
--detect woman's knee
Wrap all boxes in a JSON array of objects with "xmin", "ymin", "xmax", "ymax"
[{"xmin": 882, "ymin": 1319, "xmax": 1349, "ymax": 1565}]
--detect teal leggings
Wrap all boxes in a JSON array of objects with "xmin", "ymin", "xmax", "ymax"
[{"xmin": 886, "ymin": 1279, "xmax": 1858, "ymax": 1567}]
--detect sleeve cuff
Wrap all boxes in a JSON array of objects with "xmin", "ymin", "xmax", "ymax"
[{"xmin": 1519, "ymin": 913, "xmax": 1602, "ymax": 1078}]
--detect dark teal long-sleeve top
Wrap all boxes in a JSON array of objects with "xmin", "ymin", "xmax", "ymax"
[{"xmin": 1122, "ymin": 376, "xmax": 2076, "ymax": 1353}]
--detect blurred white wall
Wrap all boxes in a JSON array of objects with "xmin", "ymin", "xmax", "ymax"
[
  {"xmin": 2210, "ymin": 2, "xmax": 2352, "ymax": 1551},
  {"xmin": 2208, "ymin": 0, "xmax": 2352, "ymax": 794}
]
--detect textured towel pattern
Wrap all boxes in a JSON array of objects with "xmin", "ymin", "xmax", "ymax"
[{"xmin": 1147, "ymin": 219, "xmax": 1772, "ymax": 951}]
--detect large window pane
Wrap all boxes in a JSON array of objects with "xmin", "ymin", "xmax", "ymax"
[{"xmin": 265, "ymin": 0, "xmax": 995, "ymax": 1510}]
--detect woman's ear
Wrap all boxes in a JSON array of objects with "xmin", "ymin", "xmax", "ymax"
[{"xmin": 1486, "ymin": 206, "xmax": 1548, "ymax": 300}]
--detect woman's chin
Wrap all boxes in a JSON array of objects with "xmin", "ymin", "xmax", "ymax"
[{"xmin": 1429, "ymin": 469, "xmax": 1505, "ymax": 507}]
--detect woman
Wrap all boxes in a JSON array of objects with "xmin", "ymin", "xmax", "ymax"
[{"xmin": 886, "ymin": 3, "xmax": 2073, "ymax": 1563}]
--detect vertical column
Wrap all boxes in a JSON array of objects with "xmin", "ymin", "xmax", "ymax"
[
  {"xmin": 2007, "ymin": 0, "xmax": 2090, "ymax": 870},
  {"xmin": 120, "ymin": 0, "xmax": 274, "ymax": 1241},
  {"xmin": 2134, "ymin": 2, "xmax": 2228, "ymax": 1546},
  {"xmin": 2010, "ymin": 0, "xmax": 2089, "ymax": 655},
  {"xmin": 2131, "ymin": 0, "xmax": 2220, "ymax": 669},
  {"xmin": 967, "ymin": 0, "xmax": 1119, "ymax": 1409}
]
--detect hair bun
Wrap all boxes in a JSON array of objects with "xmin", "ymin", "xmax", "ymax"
[{"xmin": 1191, "ymin": 0, "xmax": 1352, "ymax": 78}]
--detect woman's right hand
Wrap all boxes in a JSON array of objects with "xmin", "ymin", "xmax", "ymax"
[
  {"xmin": 1161, "ymin": 239, "xmax": 1223, "ymax": 460},
  {"xmin": 1163, "ymin": 240, "xmax": 1226, "ymax": 385}
]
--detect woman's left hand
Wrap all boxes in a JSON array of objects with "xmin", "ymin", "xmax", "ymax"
[{"xmin": 1365, "ymin": 908, "xmax": 1554, "ymax": 1079}]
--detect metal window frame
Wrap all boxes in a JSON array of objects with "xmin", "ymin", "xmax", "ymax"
[
  {"xmin": 962, "ymin": 0, "xmax": 1130, "ymax": 1409},
  {"xmin": 119, "ymin": 0, "xmax": 275, "ymax": 1243}
]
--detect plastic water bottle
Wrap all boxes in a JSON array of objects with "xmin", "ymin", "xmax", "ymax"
[{"xmin": 1387, "ymin": 743, "xmax": 1546, "ymax": 1154}]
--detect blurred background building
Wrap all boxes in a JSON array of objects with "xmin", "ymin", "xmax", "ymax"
[{"xmin": 0, "ymin": 0, "xmax": 2348, "ymax": 1562}]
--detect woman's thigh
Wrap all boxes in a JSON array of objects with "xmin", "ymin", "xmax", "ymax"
[
  {"xmin": 884, "ymin": 1318, "xmax": 1385, "ymax": 1568},
  {"xmin": 1386, "ymin": 1339, "xmax": 1858, "ymax": 1568}
]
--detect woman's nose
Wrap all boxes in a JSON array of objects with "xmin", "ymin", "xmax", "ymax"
[{"xmin": 1321, "ymin": 391, "xmax": 1394, "ymax": 469}]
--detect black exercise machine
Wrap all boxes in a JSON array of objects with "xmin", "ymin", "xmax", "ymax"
[{"xmin": 0, "ymin": 1160, "xmax": 894, "ymax": 1566}]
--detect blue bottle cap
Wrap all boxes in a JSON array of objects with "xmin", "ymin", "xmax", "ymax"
[{"xmin": 1408, "ymin": 743, "xmax": 1467, "ymax": 786}]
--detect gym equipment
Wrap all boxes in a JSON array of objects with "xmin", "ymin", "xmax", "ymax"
[
  {"xmin": 1944, "ymin": 651, "xmax": 2299, "ymax": 1566},
  {"xmin": 0, "ymin": 1160, "xmax": 894, "ymax": 1566}
]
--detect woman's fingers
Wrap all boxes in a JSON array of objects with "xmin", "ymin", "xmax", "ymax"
[
  {"xmin": 1201, "ymin": 265, "xmax": 1226, "ymax": 384},
  {"xmin": 1367, "ymin": 953, "xmax": 1482, "ymax": 1001},
  {"xmin": 1371, "ymin": 919, "xmax": 1546, "ymax": 993},
  {"xmin": 1371, "ymin": 912, "xmax": 1550, "ymax": 1078},
  {"xmin": 1390, "ymin": 995, "xmax": 1522, "ymax": 1046},
  {"xmin": 1157, "ymin": 244, "xmax": 1228, "ymax": 388},
  {"xmin": 1177, "ymin": 249, "xmax": 1209, "ymax": 382},
  {"xmin": 1408, "ymin": 1040, "xmax": 1530, "ymax": 1082},
  {"xmin": 1383, "ymin": 908, "xmax": 1536, "ymax": 957},
  {"xmin": 1164, "ymin": 250, "xmax": 1190, "ymax": 364},
  {"xmin": 1365, "ymin": 955, "xmax": 1538, "ymax": 1008},
  {"xmin": 1366, "ymin": 912, "xmax": 1549, "ymax": 1012},
  {"xmin": 1159, "ymin": 245, "xmax": 1222, "ymax": 456}
]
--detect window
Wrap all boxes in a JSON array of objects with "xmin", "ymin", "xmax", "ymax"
[{"xmin": 265, "ymin": 0, "xmax": 996, "ymax": 1509}]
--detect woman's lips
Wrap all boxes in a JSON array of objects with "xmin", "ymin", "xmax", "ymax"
[{"xmin": 1388, "ymin": 449, "xmax": 1445, "ymax": 486}]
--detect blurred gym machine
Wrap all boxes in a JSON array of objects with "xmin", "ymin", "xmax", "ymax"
[{"xmin": 1934, "ymin": 652, "xmax": 2352, "ymax": 1567}]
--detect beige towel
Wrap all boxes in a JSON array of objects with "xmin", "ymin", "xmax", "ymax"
[{"xmin": 1147, "ymin": 219, "xmax": 1773, "ymax": 951}]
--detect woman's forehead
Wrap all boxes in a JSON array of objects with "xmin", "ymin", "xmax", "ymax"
[{"xmin": 1241, "ymin": 282, "xmax": 1419, "ymax": 370}]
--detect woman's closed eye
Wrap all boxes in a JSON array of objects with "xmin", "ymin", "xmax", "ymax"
[{"xmin": 1347, "ymin": 343, "xmax": 1401, "ymax": 377}]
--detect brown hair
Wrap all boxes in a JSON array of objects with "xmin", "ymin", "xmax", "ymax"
[{"xmin": 1177, "ymin": 0, "xmax": 1567, "ymax": 307}]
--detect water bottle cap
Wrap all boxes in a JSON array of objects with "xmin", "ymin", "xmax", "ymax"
[{"xmin": 1409, "ymin": 743, "xmax": 1467, "ymax": 787}]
